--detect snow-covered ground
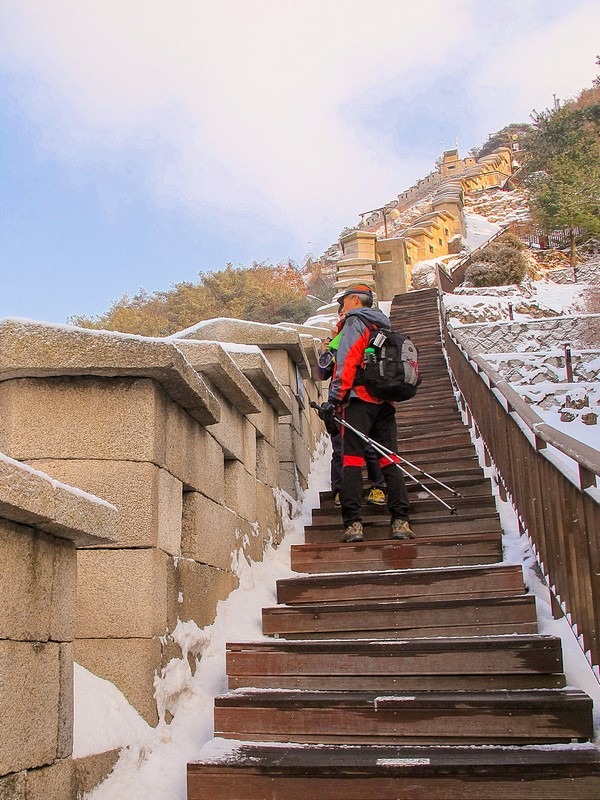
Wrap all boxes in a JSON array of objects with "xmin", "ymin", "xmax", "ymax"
[{"xmin": 443, "ymin": 278, "xmax": 587, "ymax": 324}]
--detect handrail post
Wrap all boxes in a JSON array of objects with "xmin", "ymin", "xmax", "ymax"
[{"xmin": 564, "ymin": 343, "xmax": 573, "ymax": 383}]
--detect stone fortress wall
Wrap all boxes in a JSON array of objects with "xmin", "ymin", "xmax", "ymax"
[
  {"xmin": 334, "ymin": 146, "xmax": 514, "ymax": 302},
  {"xmin": 0, "ymin": 316, "xmax": 326, "ymax": 798}
]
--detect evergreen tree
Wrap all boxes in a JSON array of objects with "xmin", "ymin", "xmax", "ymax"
[
  {"xmin": 524, "ymin": 74, "xmax": 600, "ymax": 267},
  {"xmin": 471, "ymin": 123, "xmax": 531, "ymax": 160}
]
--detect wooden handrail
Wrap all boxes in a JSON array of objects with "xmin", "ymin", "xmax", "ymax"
[{"xmin": 443, "ymin": 315, "xmax": 600, "ymax": 675}]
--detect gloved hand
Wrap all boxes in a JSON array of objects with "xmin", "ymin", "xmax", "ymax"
[
  {"xmin": 318, "ymin": 401, "xmax": 339, "ymax": 436},
  {"xmin": 319, "ymin": 401, "xmax": 337, "ymax": 423}
]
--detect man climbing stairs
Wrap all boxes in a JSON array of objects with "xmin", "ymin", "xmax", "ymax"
[{"xmin": 187, "ymin": 287, "xmax": 600, "ymax": 798}]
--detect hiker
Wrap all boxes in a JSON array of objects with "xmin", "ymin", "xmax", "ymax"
[
  {"xmin": 318, "ymin": 305, "xmax": 387, "ymax": 509},
  {"xmin": 321, "ymin": 284, "xmax": 414, "ymax": 543}
]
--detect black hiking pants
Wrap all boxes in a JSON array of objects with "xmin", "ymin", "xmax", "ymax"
[
  {"xmin": 331, "ymin": 433, "xmax": 385, "ymax": 494},
  {"xmin": 339, "ymin": 398, "xmax": 410, "ymax": 527}
]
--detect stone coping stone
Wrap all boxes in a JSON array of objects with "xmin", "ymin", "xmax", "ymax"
[
  {"xmin": 0, "ymin": 454, "xmax": 118, "ymax": 547},
  {"xmin": 340, "ymin": 230, "xmax": 377, "ymax": 243},
  {"xmin": 278, "ymin": 322, "xmax": 330, "ymax": 338},
  {"xmin": 334, "ymin": 282, "xmax": 375, "ymax": 297},
  {"xmin": 299, "ymin": 334, "xmax": 321, "ymax": 367},
  {"xmin": 335, "ymin": 259, "xmax": 376, "ymax": 269},
  {"xmin": 276, "ymin": 329, "xmax": 325, "ymax": 366},
  {"xmin": 403, "ymin": 224, "xmax": 436, "ymax": 239},
  {"xmin": 411, "ymin": 210, "xmax": 446, "ymax": 225},
  {"xmin": 225, "ymin": 351, "xmax": 292, "ymax": 416},
  {"xmin": 432, "ymin": 192, "xmax": 462, "ymax": 206},
  {"xmin": 0, "ymin": 318, "xmax": 219, "ymax": 426},
  {"xmin": 173, "ymin": 340, "xmax": 262, "ymax": 415},
  {"xmin": 170, "ymin": 319, "xmax": 311, "ymax": 378}
]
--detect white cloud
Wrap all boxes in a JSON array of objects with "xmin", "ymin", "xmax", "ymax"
[
  {"xmin": 0, "ymin": 0, "xmax": 598, "ymax": 255},
  {"xmin": 0, "ymin": 0, "xmax": 471, "ymax": 248},
  {"xmin": 468, "ymin": 1, "xmax": 600, "ymax": 127}
]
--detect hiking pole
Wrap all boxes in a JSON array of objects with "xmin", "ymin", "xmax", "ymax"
[
  {"xmin": 311, "ymin": 402, "xmax": 458, "ymax": 515},
  {"xmin": 336, "ymin": 414, "xmax": 459, "ymax": 515},
  {"xmin": 310, "ymin": 402, "xmax": 461, "ymax": 500},
  {"xmin": 366, "ymin": 440, "xmax": 462, "ymax": 498}
]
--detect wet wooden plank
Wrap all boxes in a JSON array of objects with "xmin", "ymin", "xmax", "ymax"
[
  {"xmin": 262, "ymin": 594, "xmax": 537, "ymax": 637},
  {"xmin": 214, "ymin": 688, "xmax": 594, "ymax": 745},
  {"xmin": 276, "ymin": 563, "xmax": 525, "ymax": 605},
  {"xmin": 226, "ymin": 634, "xmax": 562, "ymax": 675},
  {"xmin": 290, "ymin": 533, "xmax": 502, "ymax": 573},
  {"xmin": 188, "ymin": 741, "xmax": 600, "ymax": 800}
]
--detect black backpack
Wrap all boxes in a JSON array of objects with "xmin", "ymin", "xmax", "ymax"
[{"xmin": 356, "ymin": 324, "xmax": 422, "ymax": 402}]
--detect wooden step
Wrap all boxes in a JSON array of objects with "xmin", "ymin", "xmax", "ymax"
[
  {"xmin": 398, "ymin": 441, "xmax": 477, "ymax": 459},
  {"xmin": 398, "ymin": 413, "xmax": 463, "ymax": 428},
  {"xmin": 213, "ymin": 688, "xmax": 594, "ymax": 745},
  {"xmin": 320, "ymin": 467, "xmax": 491, "ymax": 496},
  {"xmin": 276, "ymin": 562, "xmax": 525, "ymax": 605},
  {"xmin": 311, "ymin": 494, "xmax": 496, "ymax": 525},
  {"xmin": 322, "ymin": 482, "xmax": 492, "ymax": 506},
  {"xmin": 262, "ymin": 593, "xmax": 538, "ymax": 639},
  {"xmin": 304, "ymin": 511, "xmax": 502, "ymax": 543},
  {"xmin": 399, "ymin": 426, "xmax": 469, "ymax": 443},
  {"xmin": 320, "ymin": 476, "xmax": 493, "ymax": 503},
  {"xmin": 397, "ymin": 418, "xmax": 464, "ymax": 433},
  {"xmin": 391, "ymin": 450, "xmax": 480, "ymax": 468},
  {"xmin": 398, "ymin": 449, "xmax": 481, "ymax": 467},
  {"xmin": 290, "ymin": 532, "xmax": 502, "ymax": 573},
  {"xmin": 225, "ymin": 634, "xmax": 566, "ymax": 691},
  {"xmin": 399, "ymin": 428, "xmax": 469, "ymax": 444},
  {"xmin": 188, "ymin": 740, "xmax": 600, "ymax": 800},
  {"xmin": 402, "ymin": 385, "xmax": 455, "ymax": 399}
]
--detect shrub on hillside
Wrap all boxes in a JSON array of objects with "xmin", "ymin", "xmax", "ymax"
[
  {"xmin": 70, "ymin": 261, "xmax": 314, "ymax": 336},
  {"xmin": 464, "ymin": 240, "xmax": 528, "ymax": 287},
  {"xmin": 495, "ymin": 232, "xmax": 526, "ymax": 251}
]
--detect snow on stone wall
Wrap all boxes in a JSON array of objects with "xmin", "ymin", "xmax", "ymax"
[{"xmin": 455, "ymin": 316, "xmax": 600, "ymax": 353}]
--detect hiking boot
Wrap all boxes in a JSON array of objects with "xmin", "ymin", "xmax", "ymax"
[
  {"xmin": 367, "ymin": 488, "xmax": 386, "ymax": 506},
  {"xmin": 334, "ymin": 492, "xmax": 341, "ymax": 507},
  {"xmin": 391, "ymin": 519, "xmax": 416, "ymax": 540},
  {"xmin": 342, "ymin": 521, "xmax": 364, "ymax": 543}
]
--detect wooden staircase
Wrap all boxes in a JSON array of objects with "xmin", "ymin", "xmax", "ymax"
[{"xmin": 187, "ymin": 287, "xmax": 600, "ymax": 798}]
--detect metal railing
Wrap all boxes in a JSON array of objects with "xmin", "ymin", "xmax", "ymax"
[{"xmin": 443, "ymin": 317, "xmax": 600, "ymax": 675}]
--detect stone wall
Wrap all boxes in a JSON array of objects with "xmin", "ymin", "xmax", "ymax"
[
  {"xmin": 173, "ymin": 319, "xmax": 324, "ymax": 497},
  {"xmin": 549, "ymin": 263, "xmax": 599, "ymax": 284},
  {"xmin": 0, "ymin": 316, "xmax": 324, "ymax": 743},
  {"xmin": 0, "ymin": 454, "xmax": 117, "ymax": 799},
  {"xmin": 449, "ymin": 315, "xmax": 600, "ymax": 354},
  {"xmin": 485, "ymin": 351, "xmax": 600, "ymax": 384}
]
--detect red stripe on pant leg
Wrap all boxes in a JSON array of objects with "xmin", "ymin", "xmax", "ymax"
[
  {"xmin": 343, "ymin": 455, "xmax": 366, "ymax": 468},
  {"xmin": 379, "ymin": 453, "xmax": 401, "ymax": 468}
]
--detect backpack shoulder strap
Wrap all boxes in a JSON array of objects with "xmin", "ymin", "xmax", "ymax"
[{"xmin": 350, "ymin": 310, "xmax": 380, "ymax": 333}]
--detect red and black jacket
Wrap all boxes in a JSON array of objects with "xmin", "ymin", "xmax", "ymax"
[{"xmin": 328, "ymin": 306, "xmax": 392, "ymax": 406}]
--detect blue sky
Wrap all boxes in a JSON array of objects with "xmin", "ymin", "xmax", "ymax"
[{"xmin": 0, "ymin": 0, "xmax": 598, "ymax": 324}]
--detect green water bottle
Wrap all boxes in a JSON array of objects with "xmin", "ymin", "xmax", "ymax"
[{"xmin": 365, "ymin": 346, "xmax": 377, "ymax": 364}]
